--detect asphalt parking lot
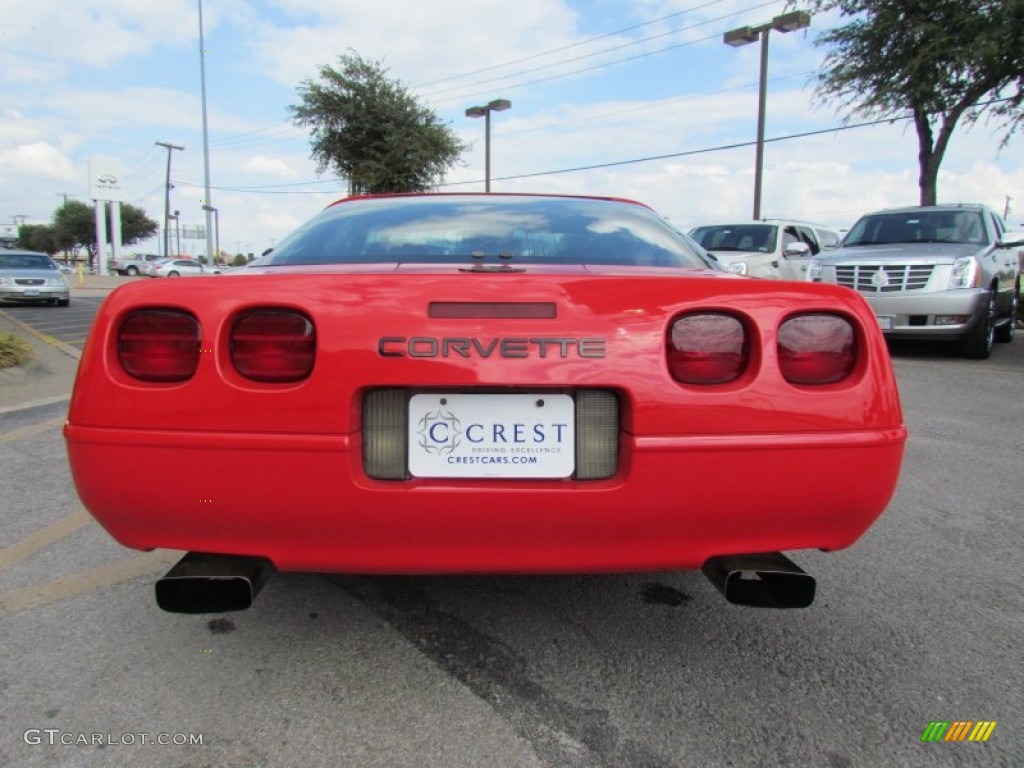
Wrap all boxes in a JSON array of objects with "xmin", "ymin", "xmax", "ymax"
[{"xmin": 0, "ymin": 286, "xmax": 1021, "ymax": 767}]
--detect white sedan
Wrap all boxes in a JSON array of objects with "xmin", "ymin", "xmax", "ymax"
[{"xmin": 146, "ymin": 259, "xmax": 216, "ymax": 277}]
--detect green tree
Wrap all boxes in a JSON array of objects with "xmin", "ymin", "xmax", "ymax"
[
  {"xmin": 53, "ymin": 201, "xmax": 159, "ymax": 262},
  {"xmin": 290, "ymin": 51, "xmax": 465, "ymax": 194},
  {"xmin": 53, "ymin": 201, "xmax": 95, "ymax": 256},
  {"xmin": 17, "ymin": 224, "xmax": 59, "ymax": 254},
  {"xmin": 795, "ymin": 0, "xmax": 1024, "ymax": 205},
  {"xmin": 119, "ymin": 203, "xmax": 159, "ymax": 245}
]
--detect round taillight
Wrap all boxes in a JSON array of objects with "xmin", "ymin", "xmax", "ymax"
[
  {"xmin": 667, "ymin": 313, "xmax": 748, "ymax": 384},
  {"xmin": 118, "ymin": 309, "xmax": 200, "ymax": 382},
  {"xmin": 778, "ymin": 314, "xmax": 856, "ymax": 385},
  {"xmin": 231, "ymin": 310, "xmax": 316, "ymax": 383}
]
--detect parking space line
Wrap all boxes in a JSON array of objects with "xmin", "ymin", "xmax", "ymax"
[
  {"xmin": 0, "ymin": 393, "xmax": 70, "ymax": 416},
  {"xmin": 0, "ymin": 507, "xmax": 93, "ymax": 572},
  {"xmin": 0, "ymin": 415, "xmax": 66, "ymax": 443},
  {"xmin": 0, "ymin": 549, "xmax": 183, "ymax": 615}
]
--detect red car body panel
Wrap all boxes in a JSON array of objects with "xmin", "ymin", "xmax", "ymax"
[{"xmin": 65, "ymin": 265, "xmax": 906, "ymax": 574}]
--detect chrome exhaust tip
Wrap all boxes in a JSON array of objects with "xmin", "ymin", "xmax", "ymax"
[
  {"xmin": 155, "ymin": 552, "xmax": 275, "ymax": 614},
  {"xmin": 702, "ymin": 552, "xmax": 816, "ymax": 609}
]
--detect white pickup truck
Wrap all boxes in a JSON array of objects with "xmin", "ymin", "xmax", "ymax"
[{"xmin": 111, "ymin": 253, "xmax": 163, "ymax": 276}]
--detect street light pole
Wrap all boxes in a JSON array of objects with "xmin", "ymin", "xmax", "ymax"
[
  {"xmin": 465, "ymin": 99, "xmax": 511, "ymax": 192},
  {"xmin": 172, "ymin": 210, "xmax": 182, "ymax": 257},
  {"xmin": 203, "ymin": 204, "xmax": 219, "ymax": 266},
  {"xmin": 197, "ymin": 0, "xmax": 216, "ymax": 275},
  {"xmin": 724, "ymin": 11, "xmax": 810, "ymax": 220}
]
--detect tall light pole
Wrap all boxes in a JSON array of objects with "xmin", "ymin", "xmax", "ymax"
[
  {"xmin": 197, "ymin": 0, "xmax": 215, "ymax": 275},
  {"xmin": 170, "ymin": 210, "xmax": 182, "ymax": 257},
  {"xmin": 724, "ymin": 10, "xmax": 810, "ymax": 220},
  {"xmin": 203, "ymin": 204, "xmax": 219, "ymax": 265},
  {"xmin": 465, "ymin": 98, "xmax": 511, "ymax": 192}
]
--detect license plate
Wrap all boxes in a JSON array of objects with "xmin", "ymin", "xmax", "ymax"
[
  {"xmin": 876, "ymin": 315, "xmax": 893, "ymax": 331},
  {"xmin": 408, "ymin": 393, "xmax": 575, "ymax": 478},
  {"xmin": 24, "ymin": 289, "xmax": 39, "ymax": 296}
]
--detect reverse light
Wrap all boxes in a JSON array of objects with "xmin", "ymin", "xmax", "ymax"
[
  {"xmin": 667, "ymin": 313, "xmax": 748, "ymax": 384},
  {"xmin": 118, "ymin": 309, "xmax": 200, "ymax": 382},
  {"xmin": 949, "ymin": 256, "xmax": 981, "ymax": 289},
  {"xmin": 230, "ymin": 309, "xmax": 316, "ymax": 383},
  {"xmin": 777, "ymin": 313, "xmax": 856, "ymax": 385}
]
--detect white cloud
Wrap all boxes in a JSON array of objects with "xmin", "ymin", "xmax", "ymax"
[
  {"xmin": 0, "ymin": 142, "xmax": 78, "ymax": 181},
  {"xmin": 240, "ymin": 155, "xmax": 299, "ymax": 178}
]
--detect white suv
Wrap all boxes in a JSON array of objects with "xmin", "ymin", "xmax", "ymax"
[{"xmin": 688, "ymin": 220, "xmax": 834, "ymax": 281}]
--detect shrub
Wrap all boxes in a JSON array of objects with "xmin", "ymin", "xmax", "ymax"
[{"xmin": 0, "ymin": 331, "xmax": 33, "ymax": 369}]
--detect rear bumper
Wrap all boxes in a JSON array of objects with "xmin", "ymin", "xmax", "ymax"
[{"xmin": 65, "ymin": 424, "xmax": 906, "ymax": 574}]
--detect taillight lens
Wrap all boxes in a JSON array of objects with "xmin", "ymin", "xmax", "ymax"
[
  {"xmin": 667, "ymin": 313, "xmax": 748, "ymax": 384},
  {"xmin": 778, "ymin": 313, "xmax": 856, "ymax": 385},
  {"xmin": 231, "ymin": 310, "xmax": 315, "ymax": 382},
  {"xmin": 118, "ymin": 309, "xmax": 200, "ymax": 382}
]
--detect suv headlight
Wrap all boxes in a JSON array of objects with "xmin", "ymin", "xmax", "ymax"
[
  {"xmin": 807, "ymin": 259, "xmax": 822, "ymax": 282},
  {"xmin": 725, "ymin": 261, "xmax": 748, "ymax": 276},
  {"xmin": 949, "ymin": 256, "xmax": 981, "ymax": 289}
]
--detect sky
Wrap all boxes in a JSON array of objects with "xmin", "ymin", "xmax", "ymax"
[{"xmin": 1, "ymin": 0, "xmax": 1022, "ymax": 260}]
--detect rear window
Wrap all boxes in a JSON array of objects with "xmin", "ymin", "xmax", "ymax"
[{"xmin": 264, "ymin": 196, "xmax": 714, "ymax": 270}]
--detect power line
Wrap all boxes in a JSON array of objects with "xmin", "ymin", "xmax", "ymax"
[
  {"xmin": 413, "ymin": 0, "xmax": 730, "ymax": 90},
  {"xmin": 444, "ymin": 115, "xmax": 920, "ymax": 187},
  {"xmin": 166, "ymin": 113, "xmax": 906, "ymax": 196},
  {"xmin": 421, "ymin": 1, "xmax": 781, "ymax": 106}
]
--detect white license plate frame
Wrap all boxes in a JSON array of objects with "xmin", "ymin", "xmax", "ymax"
[{"xmin": 408, "ymin": 393, "xmax": 575, "ymax": 478}]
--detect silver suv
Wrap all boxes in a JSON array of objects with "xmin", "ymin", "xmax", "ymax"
[{"xmin": 809, "ymin": 204, "xmax": 1022, "ymax": 358}]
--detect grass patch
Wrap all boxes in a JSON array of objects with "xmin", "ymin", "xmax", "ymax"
[{"xmin": 0, "ymin": 331, "xmax": 34, "ymax": 369}]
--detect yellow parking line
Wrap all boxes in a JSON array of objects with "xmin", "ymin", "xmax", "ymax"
[
  {"xmin": 0, "ymin": 415, "xmax": 66, "ymax": 443},
  {"xmin": 0, "ymin": 507, "xmax": 94, "ymax": 572},
  {"xmin": 0, "ymin": 550, "xmax": 183, "ymax": 616}
]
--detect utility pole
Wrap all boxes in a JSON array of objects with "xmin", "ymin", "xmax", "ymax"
[
  {"xmin": 56, "ymin": 192, "xmax": 77, "ymax": 207},
  {"xmin": 1004, "ymin": 195, "xmax": 1012, "ymax": 221},
  {"xmin": 156, "ymin": 141, "xmax": 184, "ymax": 258}
]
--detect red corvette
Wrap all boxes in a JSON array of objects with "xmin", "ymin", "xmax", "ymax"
[{"xmin": 65, "ymin": 194, "xmax": 906, "ymax": 612}]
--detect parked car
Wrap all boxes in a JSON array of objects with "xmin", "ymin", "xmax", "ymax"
[
  {"xmin": 145, "ymin": 258, "xmax": 211, "ymax": 277},
  {"xmin": 763, "ymin": 219, "xmax": 844, "ymax": 252},
  {"xmin": 688, "ymin": 220, "xmax": 831, "ymax": 280},
  {"xmin": 112, "ymin": 253, "xmax": 163, "ymax": 276},
  {"xmin": 65, "ymin": 193, "xmax": 906, "ymax": 614},
  {"xmin": 0, "ymin": 249, "xmax": 70, "ymax": 306},
  {"xmin": 808, "ymin": 204, "xmax": 1022, "ymax": 359}
]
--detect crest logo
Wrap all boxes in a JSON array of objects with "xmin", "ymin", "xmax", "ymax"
[
  {"xmin": 870, "ymin": 267, "xmax": 889, "ymax": 288},
  {"xmin": 416, "ymin": 406, "xmax": 462, "ymax": 456}
]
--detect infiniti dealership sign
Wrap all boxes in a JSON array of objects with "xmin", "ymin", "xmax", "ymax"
[{"xmin": 88, "ymin": 157, "xmax": 125, "ymax": 202}]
